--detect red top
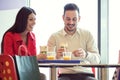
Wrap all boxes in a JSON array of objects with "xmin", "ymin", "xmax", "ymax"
[{"xmin": 3, "ymin": 32, "xmax": 36, "ymax": 56}]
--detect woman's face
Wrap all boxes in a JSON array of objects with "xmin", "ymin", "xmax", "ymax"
[{"xmin": 26, "ymin": 13, "xmax": 36, "ymax": 31}]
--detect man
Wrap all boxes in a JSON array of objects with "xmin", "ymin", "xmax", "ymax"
[{"xmin": 47, "ymin": 3, "xmax": 100, "ymax": 80}]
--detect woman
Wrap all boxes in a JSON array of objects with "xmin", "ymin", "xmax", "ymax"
[{"xmin": 1, "ymin": 6, "xmax": 46, "ymax": 80}]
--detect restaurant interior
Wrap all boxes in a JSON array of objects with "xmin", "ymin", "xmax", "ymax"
[{"xmin": 0, "ymin": 0, "xmax": 120, "ymax": 80}]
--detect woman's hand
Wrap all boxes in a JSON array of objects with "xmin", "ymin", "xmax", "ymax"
[{"xmin": 37, "ymin": 53, "xmax": 47, "ymax": 60}]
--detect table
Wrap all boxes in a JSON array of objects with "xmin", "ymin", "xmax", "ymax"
[{"xmin": 38, "ymin": 62, "xmax": 120, "ymax": 80}]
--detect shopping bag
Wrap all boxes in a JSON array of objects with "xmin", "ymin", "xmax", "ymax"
[
  {"xmin": 14, "ymin": 45, "xmax": 41, "ymax": 80},
  {"xmin": 112, "ymin": 50, "xmax": 120, "ymax": 80},
  {"xmin": 112, "ymin": 68, "xmax": 120, "ymax": 80}
]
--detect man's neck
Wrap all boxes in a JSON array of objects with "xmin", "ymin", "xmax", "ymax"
[{"xmin": 64, "ymin": 28, "xmax": 76, "ymax": 35}]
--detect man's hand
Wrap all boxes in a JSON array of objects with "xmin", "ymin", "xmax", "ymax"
[
  {"xmin": 72, "ymin": 48, "xmax": 87, "ymax": 58},
  {"xmin": 56, "ymin": 48, "xmax": 65, "ymax": 59}
]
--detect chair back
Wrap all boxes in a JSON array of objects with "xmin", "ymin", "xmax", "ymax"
[
  {"xmin": 92, "ymin": 67, "xmax": 96, "ymax": 77},
  {"xmin": 0, "ymin": 54, "xmax": 18, "ymax": 80}
]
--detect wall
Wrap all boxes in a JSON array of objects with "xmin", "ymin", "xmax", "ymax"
[
  {"xmin": 0, "ymin": 0, "xmax": 27, "ymax": 10},
  {"xmin": 0, "ymin": 9, "xmax": 17, "ymax": 53},
  {"xmin": 0, "ymin": 0, "xmax": 29, "ymax": 53}
]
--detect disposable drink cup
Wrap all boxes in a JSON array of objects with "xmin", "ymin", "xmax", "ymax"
[
  {"xmin": 47, "ymin": 46, "xmax": 56, "ymax": 60},
  {"xmin": 47, "ymin": 52, "xmax": 56, "ymax": 60},
  {"xmin": 63, "ymin": 52, "xmax": 71, "ymax": 60},
  {"xmin": 40, "ymin": 46, "xmax": 47, "ymax": 54}
]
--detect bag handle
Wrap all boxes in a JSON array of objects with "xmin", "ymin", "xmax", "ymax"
[{"xmin": 18, "ymin": 45, "xmax": 28, "ymax": 56}]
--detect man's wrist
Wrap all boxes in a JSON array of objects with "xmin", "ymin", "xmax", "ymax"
[{"xmin": 85, "ymin": 52, "xmax": 88, "ymax": 58}]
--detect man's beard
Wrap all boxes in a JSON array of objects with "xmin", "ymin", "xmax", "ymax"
[
  {"xmin": 67, "ymin": 24, "xmax": 75, "ymax": 28},
  {"xmin": 66, "ymin": 24, "xmax": 76, "ymax": 32}
]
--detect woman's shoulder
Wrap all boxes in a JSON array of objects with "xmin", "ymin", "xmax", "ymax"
[
  {"xmin": 4, "ymin": 32, "xmax": 21, "ymax": 40},
  {"xmin": 4, "ymin": 32, "xmax": 14, "ymax": 37}
]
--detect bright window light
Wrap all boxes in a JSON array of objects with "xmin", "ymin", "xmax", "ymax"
[{"xmin": 30, "ymin": 1, "xmax": 98, "ymax": 79}]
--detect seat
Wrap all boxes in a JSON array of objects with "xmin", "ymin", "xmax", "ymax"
[
  {"xmin": 92, "ymin": 67, "xmax": 96, "ymax": 77},
  {"xmin": 0, "ymin": 54, "xmax": 18, "ymax": 80}
]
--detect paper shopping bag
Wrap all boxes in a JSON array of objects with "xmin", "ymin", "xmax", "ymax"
[
  {"xmin": 112, "ymin": 50, "xmax": 120, "ymax": 80},
  {"xmin": 14, "ymin": 45, "xmax": 41, "ymax": 80},
  {"xmin": 112, "ymin": 68, "xmax": 120, "ymax": 80}
]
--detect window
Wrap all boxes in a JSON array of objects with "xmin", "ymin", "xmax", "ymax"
[
  {"xmin": 30, "ymin": 0, "xmax": 98, "ymax": 51},
  {"xmin": 30, "ymin": 0, "xmax": 98, "ymax": 80}
]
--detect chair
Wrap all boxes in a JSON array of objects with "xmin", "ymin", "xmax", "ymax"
[
  {"xmin": 0, "ymin": 54, "xmax": 18, "ymax": 80},
  {"xmin": 92, "ymin": 67, "xmax": 96, "ymax": 77}
]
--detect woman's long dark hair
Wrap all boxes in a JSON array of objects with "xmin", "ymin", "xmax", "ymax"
[{"xmin": 1, "ymin": 6, "xmax": 36, "ymax": 53}]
